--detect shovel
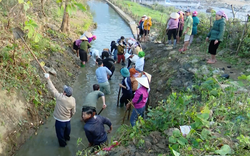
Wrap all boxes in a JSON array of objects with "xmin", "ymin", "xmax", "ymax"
[{"xmin": 12, "ymin": 27, "xmax": 46, "ymax": 73}]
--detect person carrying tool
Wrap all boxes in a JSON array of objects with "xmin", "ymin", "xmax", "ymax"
[
  {"xmin": 126, "ymin": 77, "xmax": 149, "ymax": 127},
  {"xmin": 119, "ymin": 68, "xmax": 133, "ymax": 107},
  {"xmin": 96, "ymin": 60, "xmax": 112, "ymax": 95},
  {"xmin": 81, "ymin": 84, "xmax": 107, "ymax": 121},
  {"xmin": 82, "ymin": 108, "xmax": 112, "ymax": 147},
  {"xmin": 44, "ymin": 73, "xmax": 76, "ymax": 147}
]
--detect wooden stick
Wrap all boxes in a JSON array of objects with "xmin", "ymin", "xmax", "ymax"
[
  {"xmin": 236, "ymin": 15, "xmax": 249, "ymax": 55},
  {"xmin": 117, "ymin": 87, "xmax": 121, "ymax": 107},
  {"xmin": 231, "ymin": 5, "xmax": 235, "ymax": 19},
  {"xmin": 127, "ymin": 106, "xmax": 131, "ymax": 120},
  {"xmin": 122, "ymin": 109, "xmax": 128, "ymax": 124},
  {"xmin": 17, "ymin": 32, "xmax": 46, "ymax": 73}
]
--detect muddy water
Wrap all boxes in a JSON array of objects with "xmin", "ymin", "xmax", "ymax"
[{"xmin": 15, "ymin": 1, "xmax": 133, "ymax": 156}]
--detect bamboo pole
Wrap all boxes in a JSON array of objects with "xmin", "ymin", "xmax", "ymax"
[{"xmin": 236, "ymin": 15, "xmax": 249, "ymax": 55}]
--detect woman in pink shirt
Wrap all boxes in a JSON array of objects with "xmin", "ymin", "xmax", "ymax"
[
  {"xmin": 126, "ymin": 77, "xmax": 149, "ymax": 127},
  {"xmin": 167, "ymin": 12, "xmax": 180, "ymax": 48}
]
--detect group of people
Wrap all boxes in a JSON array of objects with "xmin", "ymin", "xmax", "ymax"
[
  {"xmin": 46, "ymin": 33, "xmax": 150, "ymax": 149},
  {"xmin": 137, "ymin": 15, "xmax": 152, "ymax": 42},
  {"xmin": 166, "ymin": 9, "xmax": 227, "ymax": 64},
  {"xmin": 44, "ymin": 8, "xmax": 228, "ymax": 149}
]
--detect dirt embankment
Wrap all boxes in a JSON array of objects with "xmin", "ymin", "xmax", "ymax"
[{"xmin": 0, "ymin": 4, "xmax": 93, "ymax": 156}]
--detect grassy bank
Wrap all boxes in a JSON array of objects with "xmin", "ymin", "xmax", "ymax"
[{"xmin": 0, "ymin": 0, "xmax": 93, "ymax": 154}]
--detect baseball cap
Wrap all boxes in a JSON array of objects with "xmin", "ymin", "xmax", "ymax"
[
  {"xmin": 185, "ymin": 9, "xmax": 191, "ymax": 13},
  {"xmin": 63, "ymin": 85, "xmax": 73, "ymax": 96}
]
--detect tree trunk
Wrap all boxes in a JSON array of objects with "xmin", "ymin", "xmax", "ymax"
[{"xmin": 60, "ymin": 0, "xmax": 70, "ymax": 32}]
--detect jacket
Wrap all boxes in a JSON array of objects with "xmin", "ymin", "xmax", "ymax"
[
  {"xmin": 143, "ymin": 18, "xmax": 152, "ymax": 30},
  {"xmin": 192, "ymin": 16, "xmax": 199, "ymax": 35},
  {"xmin": 132, "ymin": 86, "xmax": 149, "ymax": 109},
  {"xmin": 84, "ymin": 115, "xmax": 112, "ymax": 145},
  {"xmin": 167, "ymin": 18, "xmax": 179, "ymax": 30},
  {"xmin": 207, "ymin": 18, "xmax": 226, "ymax": 41},
  {"xmin": 117, "ymin": 45, "xmax": 125, "ymax": 55},
  {"xmin": 122, "ymin": 77, "xmax": 132, "ymax": 96},
  {"xmin": 47, "ymin": 79, "xmax": 76, "ymax": 121}
]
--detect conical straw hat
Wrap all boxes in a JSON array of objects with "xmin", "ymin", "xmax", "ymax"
[
  {"xmin": 84, "ymin": 31, "xmax": 93, "ymax": 38},
  {"xmin": 170, "ymin": 12, "xmax": 180, "ymax": 19},
  {"xmin": 144, "ymin": 72, "xmax": 152, "ymax": 83},
  {"xmin": 80, "ymin": 36, "xmax": 88, "ymax": 41},
  {"xmin": 136, "ymin": 77, "xmax": 149, "ymax": 88}
]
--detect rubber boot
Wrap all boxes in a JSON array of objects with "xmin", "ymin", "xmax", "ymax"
[
  {"xmin": 168, "ymin": 40, "xmax": 172, "ymax": 44},
  {"xmin": 173, "ymin": 39, "xmax": 177, "ymax": 49},
  {"xmin": 81, "ymin": 64, "xmax": 85, "ymax": 68}
]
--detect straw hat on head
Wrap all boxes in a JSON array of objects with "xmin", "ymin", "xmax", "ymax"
[
  {"xmin": 136, "ymin": 77, "xmax": 149, "ymax": 89},
  {"xmin": 170, "ymin": 12, "xmax": 180, "ymax": 19},
  {"xmin": 143, "ymin": 72, "xmax": 152, "ymax": 83},
  {"xmin": 80, "ymin": 36, "xmax": 88, "ymax": 41},
  {"xmin": 84, "ymin": 31, "xmax": 93, "ymax": 38}
]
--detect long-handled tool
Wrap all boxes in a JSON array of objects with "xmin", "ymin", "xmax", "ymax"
[
  {"xmin": 98, "ymin": 108, "xmax": 104, "ymax": 115},
  {"xmin": 116, "ymin": 87, "xmax": 121, "ymax": 107},
  {"xmin": 13, "ymin": 27, "xmax": 46, "ymax": 73}
]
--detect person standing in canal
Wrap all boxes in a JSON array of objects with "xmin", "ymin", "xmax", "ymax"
[
  {"xmin": 81, "ymin": 84, "xmax": 107, "ymax": 121},
  {"xmin": 127, "ymin": 77, "xmax": 149, "ymax": 127},
  {"xmin": 119, "ymin": 68, "xmax": 133, "ymax": 107},
  {"xmin": 206, "ymin": 10, "xmax": 227, "ymax": 64},
  {"xmin": 44, "ymin": 73, "xmax": 76, "ymax": 147},
  {"xmin": 117, "ymin": 41, "xmax": 126, "ymax": 66},
  {"xmin": 179, "ymin": 9, "xmax": 193, "ymax": 53},
  {"xmin": 189, "ymin": 11, "xmax": 199, "ymax": 46},
  {"xmin": 96, "ymin": 52, "xmax": 116, "ymax": 80},
  {"xmin": 96, "ymin": 60, "xmax": 112, "ymax": 94},
  {"xmin": 79, "ymin": 36, "xmax": 91, "ymax": 67},
  {"xmin": 82, "ymin": 108, "xmax": 112, "ymax": 147}
]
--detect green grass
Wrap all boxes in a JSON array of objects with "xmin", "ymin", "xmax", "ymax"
[{"xmin": 111, "ymin": 0, "xmax": 174, "ymax": 25}]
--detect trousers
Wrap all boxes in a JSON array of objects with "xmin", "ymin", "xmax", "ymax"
[{"xmin": 55, "ymin": 120, "xmax": 71, "ymax": 147}]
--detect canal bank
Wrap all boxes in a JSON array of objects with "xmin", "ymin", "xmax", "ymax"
[
  {"xmin": 14, "ymin": 0, "xmax": 134, "ymax": 155},
  {"xmin": 105, "ymin": 0, "xmax": 138, "ymax": 38}
]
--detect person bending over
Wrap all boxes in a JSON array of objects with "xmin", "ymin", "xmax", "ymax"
[{"xmin": 82, "ymin": 108, "xmax": 112, "ymax": 147}]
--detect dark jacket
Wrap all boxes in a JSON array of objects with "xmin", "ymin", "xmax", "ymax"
[
  {"xmin": 122, "ymin": 77, "xmax": 132, "ymax": 96},
  {"xmin": 207, "ymin": 18, "xmax": 226, "ymax": 41},
  {"xmin": 84, "ymin": 115, "xmax": 112, "ymax": 146},
  {"xmin": 102, "ymin": 58, "xmax": 115, "ymax": 70}
]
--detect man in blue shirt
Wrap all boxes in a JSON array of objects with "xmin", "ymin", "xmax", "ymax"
[
  {"xmin": 82, "ymin": 108, "xmax": 112, "ymax": 147},
  {"xmin": 95, "ymin": 60, "xmax": 112, "ymax": 95}
]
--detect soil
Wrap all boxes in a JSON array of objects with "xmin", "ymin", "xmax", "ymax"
[{"xmin": 0, "ymin": 9, "xmax": 91, "ymax": 156}]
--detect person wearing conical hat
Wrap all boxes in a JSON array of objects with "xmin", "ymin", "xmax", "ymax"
[
  {"xmin": 79, "ymin": 36, "xmax": 91, "ymax": 67},
  {"xmin": 167, "ymin": 12, "xmax": 180, "ymax": 48},
  {"xmin": 119, "ymin": 68, "xmax": 133, "ymax": 107},
  {"xmin": 135, "ymin": 51, "xmax": 145, "ymax": 72},
  {"xmin": 126, "ymin": 77, "xmax": 149, "ymax": 127}
]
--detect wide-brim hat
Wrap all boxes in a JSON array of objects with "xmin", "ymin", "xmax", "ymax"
[
  {"xmin": 120, "ymin": 68, "xmax": 130, "ymax": 77},
  {"xmin": 170, "ymin": 12, "xmax": 180, "ymax": 19},
  {"xmin": 144, "ymin": 72, "xmax": 152, "ymax": 83},
  {"xmin": 84, "ymin": 31, "xmax": 93, "ymax": 38},
  {"xmin": 136, "ymin": 77, "xmax": 149, "ymax": 88},
  {"xmin": 80, "ymin": 36, "xmax": 88, "ymax": 41}
]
